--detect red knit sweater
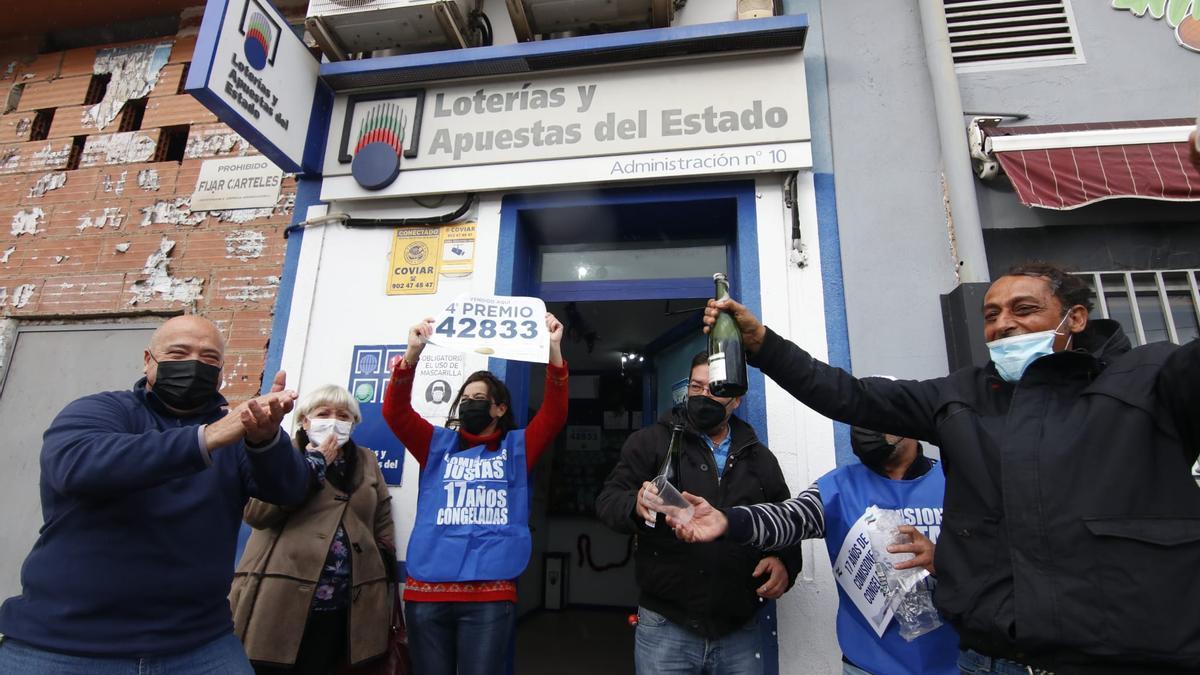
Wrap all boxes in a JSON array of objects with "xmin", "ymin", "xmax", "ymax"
[{"xmin": 382, "ymin": 359, "xmax": 568, "ymax": 603}]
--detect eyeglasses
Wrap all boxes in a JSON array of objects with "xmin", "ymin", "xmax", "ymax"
[{"xmin": 687, "ymin": 381, "xmax": 712, "ymax": 396}]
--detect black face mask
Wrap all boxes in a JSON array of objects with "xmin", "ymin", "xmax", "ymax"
[
  {"xmin": 151, "ymin": 358, "xmax": 221, "ymax": 411},
  {"xmin": 458, "ymin": 399, "xmax": 496, "ymax": 435},
  {"xmin": 850, "ymin": 427, "xmax": 898, "ymax": 470},
  {"xmin": 687, "ymin": 395, "xmax": 729, "ymax": 433}
]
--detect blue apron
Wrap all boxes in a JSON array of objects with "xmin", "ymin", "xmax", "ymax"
[
  {"xmin": 817, "ymin": 462, "xmax": 958, "ymax": 675},
  {"xmin": 406, "ymin": 427, "xmax": 531, "ymax": 582}
]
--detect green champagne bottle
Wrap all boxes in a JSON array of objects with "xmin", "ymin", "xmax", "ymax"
[
  {"xmin": 707, "ymin": 272, "xmax": 748, "ymax": 397},
  {"xmin": 645, "ymin": 424, "xmax": 685, "ymax": 527},
  {"xmin": 658, "ymin": 423, "xmax": 685, "ymax": 483}
]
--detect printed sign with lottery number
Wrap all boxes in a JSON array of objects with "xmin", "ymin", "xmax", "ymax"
[{"xmin": 426, "ymin": 295, "xmax": 549, "ymax": 363}]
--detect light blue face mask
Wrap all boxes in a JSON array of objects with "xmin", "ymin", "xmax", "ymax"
[{"xmin": 986, "ymin": 313, "xmax": 1071, "ymax": 383}]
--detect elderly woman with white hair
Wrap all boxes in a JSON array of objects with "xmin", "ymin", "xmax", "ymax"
[{"xmin": 230, "ymin": 384, "xmax": 396, "ymax": 675}]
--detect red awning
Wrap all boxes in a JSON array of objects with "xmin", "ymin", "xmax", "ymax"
[{"xmin": 980, "ymin": 119, "xmax": 1200, "ymax": 210}]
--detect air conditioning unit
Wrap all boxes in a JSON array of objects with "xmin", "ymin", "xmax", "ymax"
[
  {"xmin": 306, "ymin": 0, "xmax": 475, "ymax": 61},
  {"xmin": 506, "ymin": 0, "xmax": 674, "ymax": 42},
  {"xmin": 736, "ymin": 0, "xmax": 780, "ymax": 20}
]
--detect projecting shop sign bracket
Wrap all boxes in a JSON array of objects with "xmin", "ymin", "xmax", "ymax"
[{"xmin": 185, "ymin": 0, "xmax": 332, "ymax": 176}]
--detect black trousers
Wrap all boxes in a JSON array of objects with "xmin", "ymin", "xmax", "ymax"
[{"xmin": 255, "ymin": 608, "xmax": 348, "ymax": 675}]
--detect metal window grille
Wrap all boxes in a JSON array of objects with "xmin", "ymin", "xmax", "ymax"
[
  {"xmin": 1076, "ymin": 269, "xmax": 1200, "ymax": 347},
  {"xmin": 1082, "ymin": 269, "xmax": 1200, "ymax": 477},
  {"xmin": 945, "ymin": 0, "xmax": 1084, "ymax": 71}
]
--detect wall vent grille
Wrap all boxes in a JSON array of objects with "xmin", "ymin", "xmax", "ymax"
[{"xmin": 945, "ymin": 0, "xmax": 1082, "ymax": 69}]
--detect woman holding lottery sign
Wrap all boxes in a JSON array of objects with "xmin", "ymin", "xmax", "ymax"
[{"xmin": 382, "ymin": 312, "xmax": 567, "ymax": 675}]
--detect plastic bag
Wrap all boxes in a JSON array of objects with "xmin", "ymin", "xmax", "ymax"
[{"xmin": 863, "ymin": 506, "xmax": 943, "ymax": 641}]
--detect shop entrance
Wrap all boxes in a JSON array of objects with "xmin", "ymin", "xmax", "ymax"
[
  {"xmin": 496, "ymin": 181, "xmax": 768, "ymax": 674},
  {"xmin": 515, "ymin": 298, "xmax": 707, "ymax": 675}
]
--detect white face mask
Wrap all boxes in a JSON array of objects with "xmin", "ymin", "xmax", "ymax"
[
  {"xmin": 307, "ymin": 418, "xmax": 353, "ymax": 448},
  {"xmin": 986, "ymin": 313, "xmax": 1072, "ymax": 383}
]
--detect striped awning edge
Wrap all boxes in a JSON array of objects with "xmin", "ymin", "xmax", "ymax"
[{"xmin": 980, "ymin": 118, "xmax": 1200, "ymax": 211}]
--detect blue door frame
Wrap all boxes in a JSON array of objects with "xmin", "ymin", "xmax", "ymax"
[
  {"xmin": 493, "ymin": 179, "xmax": 778, "ymax": 675},
  {"xmin": 492, "ymin": 180, "xmax": 768, "ymax": 441}
]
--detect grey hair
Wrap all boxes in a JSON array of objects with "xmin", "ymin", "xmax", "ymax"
[{"xmin": 295, "ymin": 384, "xmax": 362, "ymax": 424}]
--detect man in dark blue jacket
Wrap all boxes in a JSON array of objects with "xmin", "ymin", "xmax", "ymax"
[
  {"xmin": 693, "ymin": 262, "xmax": 1200, "ymax": 674},
  {"xmin": 0, "ymin": 315, "xmax": 313, "ymax": 674}
]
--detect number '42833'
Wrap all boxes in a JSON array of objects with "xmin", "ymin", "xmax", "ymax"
[{"xmin": 435, "ymin": 317, "xmax": 539, "ymax": 339}]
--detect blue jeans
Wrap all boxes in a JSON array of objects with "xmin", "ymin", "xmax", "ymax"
[
  {"xmin": 0, "ymin": 633, "xmax": 253, "ymax": 675},
  {"xmin": 405, "ymin": 600, "xmax": 515, "ymax": 675},
  {"xmin": 958, "ymin": 649, "xmax": 1054, "ymax": 674},
  {"xmin": 634, "ymin": 606, "xmax": 763, "ymax": 675}
]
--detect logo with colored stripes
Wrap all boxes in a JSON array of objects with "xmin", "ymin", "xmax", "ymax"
[
  {"xmin": 242, "ymin": 11, "xmax": 274, "ymax": 70},
  {"xmin": 357, "ymin": 103, "xmax": 408, "ymax": 156},
  {"xmin": 351, "ymin": 103, "xmax": 410, "ymax": 190}
]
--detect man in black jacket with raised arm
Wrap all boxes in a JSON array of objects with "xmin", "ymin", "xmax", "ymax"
[
  {"xmin": 596, "ymin": 351, "xmax": 803, "ymax": 675},
  {"xmin": 696, "ymin": 262, "xmax": 1200, "ymax": 675}
]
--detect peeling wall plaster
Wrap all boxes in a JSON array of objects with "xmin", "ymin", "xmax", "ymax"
[
  {"xmin": 83, "ymin": 132, "xmax": 156, "ymax": 167},
  {"xmin": 184, "ymin": 131, "xmax": 250, "ymax": 159},
  {"xmin": 211, "ymin": 207, "xmax": 274, "ymax": 224},
  {"xmin": 11, "ymin": 283, "xmax": 35, "ymax": 308},
  {"xmin": 127, "ymin": 236, "xmax": 203, "ymax": 305},
  {"xmin": 224, "ymin": 275, "xmax": 279, "ymax": 303},
  {"xmin": 209, "ymin": 193, "xmax": 294, "ymax": 224},
  {"xmin": 31, "ymin": 143, "xmax": 72, "ymax": 170},
  {"xmin": 225, "ymin": 230, "xmax": 266, "ymax": 261},
  {"xmin": 77, "ymin": 207, "xmax": 125, "ymax": 231},
  {"xmin": 101, "ymin": 170, "xmax": 128, "ymax": 196},
  {"xmin": 27, "ymin": 172, "xmax": 66, "ymax": 198},
  {"xmin": 139, "ymin": 197, "xmax": 205, "ymax": 227},
  {"xmin": 1, "ymin": 246, "xmax": 14, "ymax": 263},
  {"xmin": 137, "ymin": 168, "xmax": 160, "ymax": 191},
  {"xmin": 11, "ymin": 208, "xmax": 43, "ymax": 236},
  {"xmin": 219, "ymin": 354, "xmax": 254, "ymax": 390},
  {"xmin": 86, "ymin": 43, "xmax": 173, "ymax": 131},
  {"xmin": 0, "ymin": 147, "xmax": 18, "ymax": 172}
]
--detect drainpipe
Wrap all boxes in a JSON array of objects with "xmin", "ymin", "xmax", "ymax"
[{"xmin": 916, "ymin": 0, "xmax": 989, "ymax": 283}]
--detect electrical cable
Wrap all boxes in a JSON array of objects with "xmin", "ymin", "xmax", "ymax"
[
  {"xmin": 577, "ymin": 533, "xmax": 634, "ymax": 572},
  {"xmin": 470, "ymin": 10, "xmax": 494, "ymax": 47},
  {"xmin": 411, "ymin": 194, "xmax": 448, "ymax": 209},
  {"xmin": 343, "ymin": 193, "xmax": 475, "ymax": 229},
  {"xmin": 283, "ymin": 194, "xmax": 475, "ymax": 237}
]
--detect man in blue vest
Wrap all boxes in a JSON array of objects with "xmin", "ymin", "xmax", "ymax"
[{"xmin": 675, "ymin": 420, "xmax": 958, "ymax": 675}]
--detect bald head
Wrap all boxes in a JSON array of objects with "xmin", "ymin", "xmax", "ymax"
[{"xmin": 144, "ymin": 316, "xmax": 225, "ymax": 386}]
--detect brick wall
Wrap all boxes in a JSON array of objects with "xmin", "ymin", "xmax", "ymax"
[{"xmin": 0, "ymin": 17, "xmax": 294, "ymax": 403}]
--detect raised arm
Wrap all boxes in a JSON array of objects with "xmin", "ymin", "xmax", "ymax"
[
  {"xmin": 755, "ymin": 448, "xmax": 807, "ymax": 588},
  {"xmin": 1157, "ymin": 338, "xmax": 1200, "ymax": 461},
  {"xmin": 236, "ymin": 371, "xmax": 312, "ymax": 507},
  {"xmin": 41, "ymin": 393, "xmax": 212, "ymax": 498},
  {"xmin": 705, "ymin": 298, "xmax": 944, "ymax": 443},
  {"xmin": 671, "ymin": 484, "xmax": 827, "ymax": 551},
  {"xmin": 524, "ymin": 312, "xmax": 567, "ymax": 469},
  {"xmin": 382, "ymin": 318, "xmax": 436, "ymax": 467}
]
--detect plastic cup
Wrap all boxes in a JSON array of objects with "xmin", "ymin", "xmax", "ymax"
[{"xmin": 641, "ymin": 475, "xmax": 695, "ymax": 526}]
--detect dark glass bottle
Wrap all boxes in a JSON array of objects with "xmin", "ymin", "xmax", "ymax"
[
  {"xmin": 645, "ymin": 424, "xmax": 686, "ymax": 527},
  {"xmin": 707, "ymin": 272, "xmax": 748, "ymax": 397},
  {"xmin": 657, "ymin": 423, "xmax": 685, "ymax": 483}
]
